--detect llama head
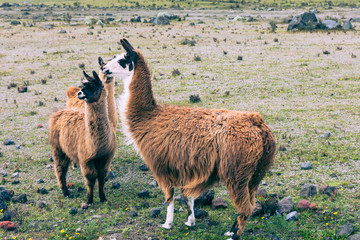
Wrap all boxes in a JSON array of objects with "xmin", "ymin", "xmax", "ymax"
[
  {"xmin": 101, "ymin": 39, "xmax": 138, "ymax": 81},
  {"xmin": 78, "ymin": 71, "xmax": 103, "ymax": 103},
  {"xmin": 98, "ymin": 56, "xmax": 114, "ymax": 84}
]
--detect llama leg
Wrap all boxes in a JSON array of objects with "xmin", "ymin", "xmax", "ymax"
[
  {"xmin": 53, "ymin": 149, "xmax": 70, "ymax": 197},
  {"xmin": 161, "ymin": 187, "xmax": 174, "ymax": 229},
  {"xmin": 98, "ymin": 171, "xmax": 107, "ymax": 203},
  {"xmin": 184, "ymin": 196, "xmax": 195, "ymax": 227},
  {"xmin": 84, "ymin": 176, "xmax": 96, "ymax": 205}
]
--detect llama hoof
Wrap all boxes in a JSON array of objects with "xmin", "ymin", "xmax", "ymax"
[
  {"xmin": 100, "ymin": 198, "xmax": 108, "ymax": 203},
  {"xmin": 160, "ymin": 223, "xmax": 172, "ymax": 229},
  {"xmin": 224, "ymin": 231, "xmax": 234, "ymax": 237},
  {"xmin": 184, "ymin": 221, "xmax": 195, "ymax": 227}
]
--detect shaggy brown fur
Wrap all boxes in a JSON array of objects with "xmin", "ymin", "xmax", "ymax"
[
  {"xmin": 49, "ymin": 71, "xmax": 116, "ymax": 204},
  {"xmin": 66, "ymin": 58, "xmax": 118, "ymax": 130},
  {"xmin": 110, "ymin": 39, "xmax": 276, "ymax": 239}
]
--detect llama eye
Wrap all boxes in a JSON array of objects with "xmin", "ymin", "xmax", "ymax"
[{"xmin": 113, "ymin": 56, "xmax": 116, "ymax": 59}]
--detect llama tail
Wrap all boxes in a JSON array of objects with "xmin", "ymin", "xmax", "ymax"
[{"xmin": 248, "ymin": 112, "xmax": 265, "ymax": 126}]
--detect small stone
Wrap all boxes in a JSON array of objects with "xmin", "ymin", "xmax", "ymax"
[
  {"xmin": 12, "ymin": 194, "xmax": 27, "ymax": 203},
  {"xmin": 330, "ymin": 173, "xmax": 337, "ymax": 178},
  {"xmin": 348, "ymin": 234, "xmax": 360, "ymax": 240},
  {"xmin": 11, "ymin": 173, "xmax": 19, "ymax": 178},
  {"xmin": 70, "ymin": 207, "xmax": 78, "ymax": 215},
  {"xmin": 111, "ymin": 182, "xmax": 120, "ymax": 189},
  {"xmin": 17, "ymin": 86, "xmax": 28, "ymax": 93},
  {"xmin": 76, "ymin": 228, "xmax": 81, "ymax": 232},
  {"xmin": 300, "ymin": 184, "xmax": 317, "ymax": 197},
  {"xmin": 321, "ymin": 186, "xmax": 337, "ymax": 197},
  {"xmin": 81, "ymin": 203, "xmax": 88, "ymax": 209},
  {"xmin": 0, "ymin": 170, "xmax": 7, "ymax": 177},
  {"xmin": 141, "ymin": 201, "xmax": 150, "ymax": 208},
  {"xmin": 58, "ymin": 29, "xmax": 67, "ymax": 33},
  {"xmin": 46, "ymin": 164, "xmax": 52, "ymax": 169},
  {"xmin": 309, "ymin": 203, "xmax": 317, "ymax": 210},
  {"xmin": 300, "ymin": 162, "xmax": 312, "ymax": 170},
  {"xmin": 139, "ymin": 164, "xmax": 149, "ymax": 171},
  {"xmin": 336, "ymin": 224, "xmax": 353, "ymax": 237},
  {"xmin": 138, "ymin": 190, "xmax": 150, "ymax": 198},
  {"xmin": 37, "ymin": 187, "xmax": 48, "ymax": 194},
  {"xmin": 194, "ymin": 189, "xmax": 215, "ymax": 207},
  {"xmin": 37, "ymin": 124, "xmax": 44, "ymax": 128},
  {"xmin": 3, "ymin": 139, "xmax": 15, "ymax": 146},
  {"xmin": 0, "ymin": 200, "xmax": 7, "ymax": 212},
  {"xmin": 0, "ymin": 190, "xmax": 10, "ymax": 201},
  {"xmin": 278, "ymin": 145, "xmax": 287, "ymax": 151},
  {"xmin": 7, "ymin": 190, "xmax": 14, "ymax": 197},
  {"xmin": 211, "ymin": 197, "xmax": 228, "ymax": 209},
  {"xmin": 135, "ymin": 206, "xmax": 141, "ymax": 211},
  {"xmin": 194, "ymin": 208, "xmax": 208, "ymax": 219},
  {"xmin": 277, "ymin": 196, "xmax": 294, "ymax": 214},
  {"xmin": 38, "ymin": 201, "xmax": 46, "ymax": 208},
  {"xmin": 106, "ymin": 171, "xmax": 115, "ymax": 180},
  {"xmin": 298, "ymin": 200, "xmax": 310, "ymax": 209},
  {"xmin": 149, "ymin": 180, "xmax": 158, "ymax": 187},
  {"xmin": 342, "ymin": 20, "xmax": 352, "ymax": 30},
  {"xmin": 252, "ymin": 198, "xmax": 263, "ymax": 217},
  {"xmin": 321, "ymin": 132, "xmax": 331, "ymax": 139},
  {"xmin": 286, "ymin": 211, "xmax": 298, "ymax": 221},
  {"xmin": 37, "ymin": 178, "xmax": 45, "ymax": 184},
  {"xmin": 179, "ymin": 207, "xmax": 184, "ymax": 212},
  {"xmin": 0, "ymin": 221, "xmax": 16, "ymax": 230},
  {"xmin": 1, "ymin": 211, "xmax": 11, "ymax": 221},
  {"xmin": 15, "ymin": 145, "xmax": 20, "ymax": 150},
  {"xmin": 256, "ymin": 188, "xmax": 268, "ymax": 197},
  {"xmin": 66, "ymin": 183, "xmax": 74, "ymax": 188},
  {"xmin": 149, "ymin": 207, "xmax": 161, "ymax": 218},
  {"xmin": 129, "ymin": 210, "xmax": 138, "ymax": 217}
]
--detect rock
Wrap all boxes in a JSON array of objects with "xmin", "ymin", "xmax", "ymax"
[
  {"xmin": 129, "ymin": 210, "xmax": 138, "ymax": 217},
  {"xmin": 194, "ymin": 208, "xmax": 208, "ymax": 219},
  {"xmin": 58, "ymin": 29, "xmax": 67, "ymax": 33},
  {"xmin": 81, "ymin": 203, "xmax": 88, "ymax": 209},
  {"xmin": 7, "ymin": 190, "xmax": 14, "ymax": 197},
  {"xmin": 288, "ymin": 12, "xmax": 322, "ymax": 31},
  {"xmin": 1, "ymin": 211, "xmax": 11, "ymax": 221},
  {"xmin": 138, "ymin": 190, "xmax": 150, "ymax": 198},
  {"xmin": 194, "ymin": 189, "xmax": 215, "ymax": 207},
  {"xmin": 322, "ymin": 20, "xmax": 340, "ymax": 29},
  {"xmin": 300, "ymin": 162, "xmax": 312, "ymax": 170},
  {"xmin": 351, "ymin": 18, "xmax": 360, "ymax": 22},
  {"xmin": 277, "ymin": 196, "xmax": 294, "ymax": 214},
  {"xmin": 343, "ymin": 20, "xmax": 352, "ymax": 30},
  {"xmin": 135, "ymin": 205, "xmax": 141, "ymax": 211},
  {"xmin": 140, "ymin": 201, "xmax": 150, "ymax": 209},
  {"xmin": 0, "ymin": 170, "xmax": 7, "ymax": 177},
  {"xmin": 17, "ymin": 86, "xmax": 28, "ymax": 93},
  {"xmin": 15, "ymin": 145, "xmax": 20, "ymax": 150},
  {"xmin": 149, "ymin": 180, "xmax": 158, "ymax": 187},
  {"xmin": 84, "ymin": 16, "xmax": 97, "ymax": 25},
  {"xmin": 321, "ymin": 132, "xmax": 331, "ymax": 139},
  {"xmin": 10, "ymin": 20, "xmax": 21, "ymax": 26},
  {"xmin": 336, "ymin": 224, "xmax": 354, "ymax": 237},
  {"xmin": 179, "ymin": 207, "xmax": 184, "ymax": 212},
  {"xmin": 111, "ymin": 182, "xmax": 120, "ymax": 189},
  {"xmin": 42, "ymin": 24, "xmax": 54, "ymax": 29},
  {"xmin": 348, "ymin": 234, "xmax": 360, "ymax": 240},
  {"xmin": 211, "ymin": 197, "xmax": 228, "ymax": 209},
  {"xmin": 37, "ymin": 124, "xmax": 44, "ymax": 128},
  {"xmin": 0, "ymin": 200, "xmax": 7, "ymax": 212},
  {"xmin": 0, "ymin": 189, "xmax": 10, "ymax": 201},
  {"xmin": 256, "ymin": 188, "xmax": 268, "ymax": 197},
  {"xmin": 12, "ymin": 194, "xmax": 27, "ymax": 203},
  {"xmin": 66, "ymin": 183, "xmax": 73, "ymax": 188},
  {"xmin": 105, "ymin": 171, "xmax": 115, "ymax": 180},
  {"xmin": 69, "ymin": 207, "xmax": 78, "ymax": 215},
  {"xmin": 139, "ymin": 164, "xmax": 148, "ymax": 171},
  {"xmin": 38, "ymin": 201, "xmax": 46, "ymax": 208},
  {"xmin": 37, "ymin": 187, "xmax": 48, "ymax": 194},
  {"xmin": 309, "ymin": 203, "xmax": 317, "ymax": 210},
  {"xmin": 3, "ymin": 139, "xmax": 15, "ymax": 146},
  {"xmin": 11, "ymin": 179, "xmax": 19, "ymax": 185},
  {"xmin": 252, "ymin": 198, "xmax": 263, "ymax": 217},
  {"xmin": 149, "ymin": 207, "xmax": 161, "ymax": 218},
  {"xmin": 0, "ymin": 221, "xmax": 16, "ymax": 230},
  {"xmin": 11, "ymin": 173, "xmax": 19, "ymax": 178},
  {"xmin": 298, "ymin": 200, "xmax": 310, "ymax": 209},
  {"xmin": 320, "ymin": 186, "xmax": 337, "ymax": 196},
  {"xmin": 37, "ymin": 178, "xmax": 45, "ymax": 184},
  {"xmin": 300, "ymin": 184, "xmax": 317, "ymax": 197},
  {"xmin": 154, "ymin": 12, "xmax": 170, "ymax": 25},
  {"xmin": 286, "ymin": 211, "xmax": 298, "ymax": 221}
]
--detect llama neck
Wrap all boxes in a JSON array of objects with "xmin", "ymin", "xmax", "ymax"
[
  {"xmin": 85, "ymin": 90, "xmax": 112, "ymax": 148},
  {"xmin": 105, "ymin": 80, "xmax": 117, "ymax": 130},
  {"xmin": 127, "ymin": 56, "xmax": 156, "ymax": 113}
]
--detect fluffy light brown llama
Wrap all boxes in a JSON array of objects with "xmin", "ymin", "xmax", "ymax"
[
  {"xmin": 66, "ymin": 57, "xmax": 118, "ymax": 130},
  {"xmin": 102, "ymin": 39, "xmax": 276, "ymax": 239},
  {"xmin": 49, "ymin": 71, "xmax": 116, "ymax": 204}
]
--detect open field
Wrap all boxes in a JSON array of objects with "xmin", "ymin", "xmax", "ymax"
[{"xmin": 0, "ymin": 4, "xmax": 360, "ymax": 240}]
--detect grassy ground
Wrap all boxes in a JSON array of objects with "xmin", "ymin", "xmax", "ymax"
[{"xmin": 0, "ymin": 5, "xmax": 359, "ymax": 240}]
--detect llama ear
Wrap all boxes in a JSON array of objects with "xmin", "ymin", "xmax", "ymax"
[
  {"xmin": 82, "ymin": 71, "xmax": 91, "ymax": 83},
  {"xmin": 120, "ymin": 38, "xmax": 134, "ymax": 53},
  {"xmin": 92, "ymin": 71, "xmax": 102, "ymax": 85},
  {"xmin": 98, "ymin": 56, "xmax": 104, "ymax": 66}
]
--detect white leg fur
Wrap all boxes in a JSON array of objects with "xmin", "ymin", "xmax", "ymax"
[
  {"xmin": 184, "ymin": 197, "xmax": 195, "ymax": 227},
  {"xmin": 224, "ymin": 231, "xmax": 234, "ymax": 236},
  {"xmin": 161, "ymin": 200, "xmax": 174, "ymax": 229}
]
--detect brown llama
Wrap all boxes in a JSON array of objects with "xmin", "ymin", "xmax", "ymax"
[
  {"xmin": 102, "ymin": 39, "xmax": 276, "ymax": 239},
  {"xmin": 66, "ymin": 57, "xmax": 118, "ymax": 130},
  {"xmin": 49, "ymin": 71, "xmax": 116, "ymax": 204}
]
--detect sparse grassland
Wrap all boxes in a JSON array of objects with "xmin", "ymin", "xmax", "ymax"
[{"xmin": 0, "ymin": 4, "xmax": 359, "ymax": 240}]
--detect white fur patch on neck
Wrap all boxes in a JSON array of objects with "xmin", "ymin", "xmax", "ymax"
[{"xmin": 116, "ymin": 71, "xmax": 141, "ymax": 153}]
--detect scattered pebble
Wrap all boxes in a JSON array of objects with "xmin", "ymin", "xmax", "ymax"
[
  {"xmin": 195, "ymin": 189, "xmax": 214, "ymax": 207},
  {"xmin": 300, "ymin": 184, "xmax": 317, "ymax": 197},
  {"xmin": 37, "ymin": 124, "xmax": 44, "ymax": 128},
  {"xmin": 3, "ymin": 139, "xmax": 15, "ymax": 146},
  {"xmin": 11, "ymin": 179, "xmax": 20, "ymax": 185},
  {"xmin": 149, "ymin": 180, "xmax": 158, "ymax": 187},
  {"xmin": 1, "ymin": 211, "xmax": 11, "ymax": 221},
  {"xmin": 0, "ymin": 189, "xmax": 10, "ymax": 201},
  {"xmin": 11, "ymin": 173, "xmax": 19, "ymax": 179},
  {"xmin": 252, "ymin": 199, "xmax": 263, "ymax": 217},
  {"xmin": 309, "ymin": 203, "xmax": 317, "ymax": 210},
  {"xmin": 139, "ymin": 164, "xmax": 149, "ymax": 171},
  {"xmin": 277, "ymin": 196, "xmax": 293, "ymax": 214},
  {"xmin": 141, "ymin": 201, "xmax": 150, "ymax": 208},
  {"xmin": 336, "ymin": 224, "xmax": 353, "ymax": 237},
  {"xmin": 11, "ymin": 194, "xmax": 27, "ymax": 203},
  {"xmin": 256, "ymin": 188, "xmax": 268, "ymax": 197},
  {"xmin": 37, "ymin": 178, "xmax": 45, "ymax": 184},
  {"xmin": 297, "ymin": 200, "xmax": 310, "ymax": 209},
  {"xmin": 211, "ymin": 197, "xmax": 228, "ymax": 209},
  {"xmin": 38, "ymin": 201, "xmax": 46, "ymax": 208},
  {"xmin": 320, "ymin": 132, "xmax": 331, "ymax": 139},
  {"xmin": 194, "ymin": 208, "xmax": 208, "ymax": 219},
  {"xmin": 37, "ymin": 187, "xmax": 48, "ymax": 194},
  {"xmin": 70, "ymin": 207, "xmax": 78, "ymax": 215},
  {"xmin": 58, "ymin": 29, "xmax": 67, "ymax": 34},
  {"xmin": 0, "ymin": 221, "xmax": 16, "ymax": 230},
  {"xmin": 0, "ymin": 170, "xmax": 7, "ymax": 177},
  {"xmin": 106, "ymin": 171, "xmax": 115, "ymax": 180},
  {"xmin": 111, "ymin": 182, "xmax": 120, "ymax": 189},
  {"xmin": 81, "ymin": 203, "xmax": 88, "ymax": 209},
  {"xmin": 129, "ymin": 210, "xmax": 138, "ymax": 217},
  {"xmin": 149, "ymin": 207, "xmax": 161, "ymax": 218},
  {"xmin": 300, "ymin": 162, "xmax": 312, "ymax": 170},
  {"xmin": 286, "ymin": 211, "xmax": 298, "ymax": 221},
  {"xmin": 138, "ymin": 190, "xmax": 150, "ymax": 198},
  {"xmin": 0, "ymin": 200, "xmax": 7, "ymax": 212},
  {"xmin": 348, "ymin": 234, "xmax": 360, "ymax": 240},
  {"xmin": 179, "ymin": 207, "xmax": 184, "ymax": 212},
  {"xmin": 320, "ymin": 186, "xmax": 337, "ymax": 197}
]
